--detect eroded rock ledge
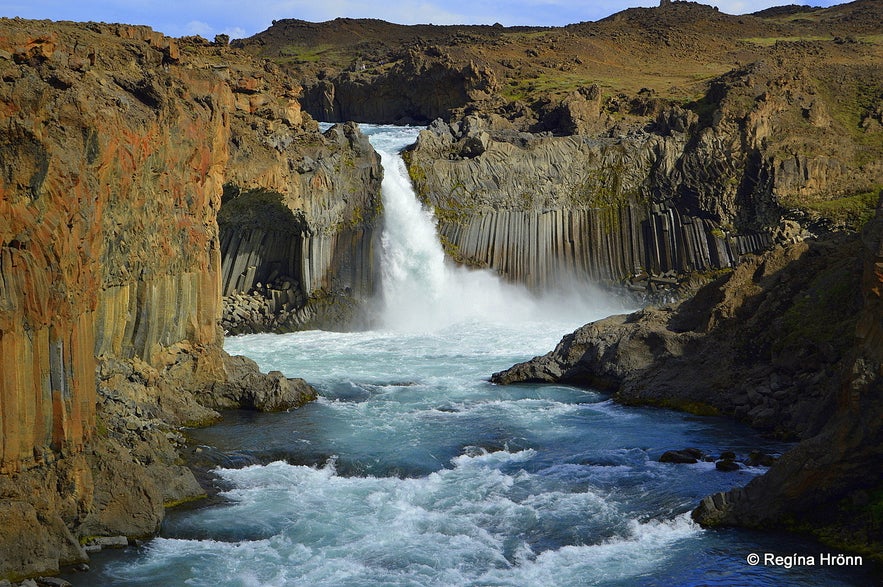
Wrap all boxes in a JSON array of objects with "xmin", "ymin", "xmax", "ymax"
[{"xmin": 493, "ymin": 193, "xmax": 883, "ymax": 558}]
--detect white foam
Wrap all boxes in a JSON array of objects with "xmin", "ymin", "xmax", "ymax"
[{"xmin": 107, "ymin": 453, "xmax": 703, "ymax": 586}]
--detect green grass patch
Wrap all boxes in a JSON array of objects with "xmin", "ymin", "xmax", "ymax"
[
  {"xmin": 740, "ymin": 36, "xmax": 831, "ymax": 46},
  {"xmin": 164, "ymin": 493, "xmax": 208, "ymax": 509},
  {"xmin": 499, "ymin": 72, "xmax": 589, "ymax": 102},
  {"xmin": 276, "ymin": 44, "xmax": 353, "ymax": 68},
  {"xmin": 781, "ymin": 188, "xmax": 881, "ymax": 232},
  {"xmin": 813, "ymin": 76, "xmax": 883, "ymax": 157}
]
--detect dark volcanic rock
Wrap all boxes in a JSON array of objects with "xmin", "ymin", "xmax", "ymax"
[
  {"xmin": 715, "ymin": 459, "xmax": 741, "ymax": 472},
  {"xmin": 660, "ymin": 448, "xmax": 704, "ymax": 464},
  {"xmin": 692, "ymin": 193, "xmax": 883, "ymax": 560},
  {"xmin": 492, "ymin": 230, "xmax": 867, "ymax": 440}
]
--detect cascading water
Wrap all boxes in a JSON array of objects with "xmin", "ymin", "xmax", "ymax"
[
  {"xmin": 367, "ymin": 125, "xmax": 546, "ymax": 331},
  {"xmin": 77, "ymin": 125, "xmax": 876, "ymax": 587}
]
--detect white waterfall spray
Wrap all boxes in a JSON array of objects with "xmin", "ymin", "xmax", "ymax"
[
  {"xmin": 363, "ymin": 126, "xmax": 525, "ymax": 330},
  {"xmin": 361, "ymin": 124, "xmax": 625, "ymax": 332}
]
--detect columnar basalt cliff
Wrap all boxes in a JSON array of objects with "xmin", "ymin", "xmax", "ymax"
[
  {"xmin": 403, "ymin": 43, "xmax": 881, "ymax": 289},
  {"xmin": 219, "ymin": 120, "xmax": 382, "ymax": 334},
  {"xmin": 403, "ymin": 113, "xmax": 778, "ymax": 289},
  {"xmin": 0, "ymin": 20, "xmax": 371, "ymax": 580}
]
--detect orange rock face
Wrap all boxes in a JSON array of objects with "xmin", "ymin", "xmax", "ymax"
[
  {"xmin": 0, "ymin": 19, "xmax": 383, "ymax": 578},
  {"xmin": 0, "ymin": 22, "xmax": 233, "ymax": 475}
]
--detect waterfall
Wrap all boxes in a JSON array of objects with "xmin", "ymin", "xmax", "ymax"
[
  {"xmin": 356, "ymin": 123, "xmax": 629, "ymax": 332},
  {"xmin": 362, "ymin": 126, "xmax": 520, "ymax": 330}
]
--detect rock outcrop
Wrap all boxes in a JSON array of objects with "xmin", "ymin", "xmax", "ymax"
[
  {"xmin": 402, "ymin": 38, "xmax": 881, "ymax": 290},
  {"xmin": 0, "ymin": 20, "xmax": 360, "ymax": 580},
  {"xmin": 302, "ymin": 49, "xmax": 499, "ymax": 124},
  {"xmin": 492, "ymin": 228, "xmax": 865, "ymax": 438},
  {"xmin": 492, "ymin": 192, "xmax": 883, "ymax": 556},
  {"xmin": 404, "ymin": 112, "xmax": 771, "ymax": 288},
  {"xmin": 219, "ymin": 120, "xmax": 383, "ymax": 334},
  {"xmin": 691, "ymin": 192, "xmax": 883, "ymax": 560},
  {"xmin": 235, "ymin": 18, "xmax": 505, "ymax": 125}
]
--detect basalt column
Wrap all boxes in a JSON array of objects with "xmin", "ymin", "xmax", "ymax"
[{"xmin": 219, "ymin": 122, "xmax": 384, "ymax": 333}]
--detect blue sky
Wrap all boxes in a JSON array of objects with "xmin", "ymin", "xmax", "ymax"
[{"xmin": 0, "ymin": 0, "xmax": 844, "ymax": 40}]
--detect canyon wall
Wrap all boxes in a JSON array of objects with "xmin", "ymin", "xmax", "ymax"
[
  {"xmin": 405, "ymin": 115, "xmax": 774, "ymax": 288},
  {"xmin": 0, "ymin": 21, "xmax": 229, "ymax": 474},
  {"xmin": 405, "ymin": 52, "xmax": 881, "ymax": 290},
  {"xmin": 0, "ymin": 21, "xmax": 371, "ymax": 580},
  {"xmin": 219, "ymin": 121, "xmax": 383, "ymax": 333},
  {"xmin": 0, "ymin": 22, "xmax": 229, "ymax": 578},
  {"xmin": 692, "ymin": 192, "xmax": 883, "ymax": 559}
]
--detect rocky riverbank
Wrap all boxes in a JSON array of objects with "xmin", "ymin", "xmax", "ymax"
[
  {"xmin": 493, "ymin": 192, "xmax": 883, "ymax": 559},
  {"xmin": 2, "ymin": 2, "xmax": 882, "ymax": 580}
]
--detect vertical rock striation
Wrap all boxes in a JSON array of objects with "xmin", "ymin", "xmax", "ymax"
[
  {"xmin": 405, "ymin": 115, "xmax": 777, "ymax": 289},
  {"xmin": 0, "ymin": 21, "xmax": 361, "ymax": 580},
  {"xmin": 437, "ymin": 205, "xmax": 771, "ymax": 288},
  {"xmin": 0, "ymin": 22, "xmax": 230, "ymax": 578},
  {"xmin": 218, "ymin": 120, "xmax": 383, "ymax": 334},
  {"xmin": 0, "ymin": 22, "xmax": 227, "ymax": 474}
]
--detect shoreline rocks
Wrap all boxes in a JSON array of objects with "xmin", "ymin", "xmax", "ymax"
[{"xmin": 492, "ymin": 232, "xmax": 865, "ymax": 440}]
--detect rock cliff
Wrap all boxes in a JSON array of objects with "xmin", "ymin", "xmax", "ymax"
[
  {"xmin": 219, "ymin": 119, "xmax": 383, "ymax": 334},
  {"xmin": 492, "ymin": 192, "xmax": 883, "ymax": 557},
  {"xmin": 403, "ymin": 39, "xmax": 881, "ymax": 290},
  {"xmin": 0, "ymin": 20, "xmax": 368, "ymax": 580},
  {"xmin": 404, "ymin": 113, "xmax": 775, "ymax": 289},
  {"xmin": 692, "ymin": 192, "xmax": 883, "ymax": 560}
]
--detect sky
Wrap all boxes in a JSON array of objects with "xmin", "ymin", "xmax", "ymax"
[{"xmin": 0, "ymin": 0, "xmax": 845, "ymax": 40}]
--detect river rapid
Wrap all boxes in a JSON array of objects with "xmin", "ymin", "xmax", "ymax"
[{"xmin": 80, "ymin": 125, "xmax": 875, "ymax": 586}]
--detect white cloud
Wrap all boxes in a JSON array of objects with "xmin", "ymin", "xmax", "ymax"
[
  {"xmin": 184, "ymin": 19, "xmax": 215, "ymax": 37},
  {"xmin": 223, "ymin": 26, "xmax": 248, "ymax": 39}
]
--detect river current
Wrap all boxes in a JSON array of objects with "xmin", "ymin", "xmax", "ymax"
[{"xmin": 82, "ymin": 125, "xmax": 876, "ymax": 586}]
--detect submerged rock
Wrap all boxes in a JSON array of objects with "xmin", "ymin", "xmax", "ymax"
[
  {"xmin": 715, "ymin": 459, "xmax": 741, "ymax": 472},
  {"xmin": 659, "ymin": 448, "xmax": 704, "ymax": 464}
]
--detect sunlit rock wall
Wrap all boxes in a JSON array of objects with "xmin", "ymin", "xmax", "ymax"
[
  {"xmin": 0, "ymin": 23, "xmax": 230, "ymax": 475},
  {"xmin": 405, "ymin": 117, "xmax": 776, "ymax": 288}
]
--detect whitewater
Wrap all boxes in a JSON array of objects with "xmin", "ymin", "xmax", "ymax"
[{"xmin": 80, "ymin": 125, "xmax": 873, "ymax": 586}]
